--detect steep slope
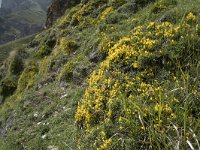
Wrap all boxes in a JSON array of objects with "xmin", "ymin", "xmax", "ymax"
[
  {"xmin": 0, "ymin": 0, "xmax": 51, "ymax": 44},
  {"xmin": 0, "ymin": 0, "xmax": 199, "ymax": 149}
]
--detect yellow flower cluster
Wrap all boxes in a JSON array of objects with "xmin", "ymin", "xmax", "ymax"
[
  {"xmin": 75, "ymin": 13, "xmax": 199, "ymax": 147},
  {"xmin": 186, "ymin": 12, "xmax": 197, "ymax": 23},
  {"xmin": 98, "ymin": 138, "xmax": 112, "ymax": 150},
  {"xmin": 100, "ymin": 7, "xmax": 113, "ymax": 20},
  {"xmin": 147, "ymin": 22, "xmax": 155, "ymax": 29},
  {"xmin": 141, "ymin": 38, "xmax": 157, "ymax": 49}
]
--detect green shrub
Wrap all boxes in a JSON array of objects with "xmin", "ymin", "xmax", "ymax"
[
  {"xmin": 58, "ymin": 55, "xmax": 89, "ymax": 83},
  {"xmin": 0, "ymin": 64, "xmax": 6, "ymax": 81},
  {"xmin": 58, "ymin": 61, "xmax": 78, "ymax": 82},
  {"xmin": 17, "ymin": 62, "xmax": 38, "ymax": 92},
  {"xmin": 49, "ymin": 54, "xmax": 68, "ymax": 72},
  {"xmin": 117, "ymin": 3, "xmax": 138, "ymax": 14},
  {"xmin": 109, "ymin": 0, "xmax": 126, "ymax": 9},
  {"xmin": 46, "ymin": 39, "xmax": 56, "ymax": 49},
  {"xmin": 197, "ymin": 25, "xmax": 200, "ymax": 36},
  {"xmin": 0, "ymin": 75, "xmax": 18, "ymax": 97},
  {"xmin": 35, "ymin": 38, "xmax": 56, "ymax": 58},
  {"xmin": 36, "ymin": 45, "xmax": 52, "ymax": 58},
  {"xmin": 59, "ymin": 37, "xmax": 78, "ymax": 55},
  {"xmin": 105, "ymin": 12, "xmax": 128, "ymax": 24},
  {"xmin": 9, "ymin": 54, "xmax": 24, "ymax": 75},
  {"xmin": 135, "ymin": 0, "xmax": 156, "ymax": 8},
  {"xmin": 151, "ymin": 0, "xmax": 177, "ymax": 14},
  {"xmin": 75, "ymin": 16, "xmax": 200, "ymax": 149}
]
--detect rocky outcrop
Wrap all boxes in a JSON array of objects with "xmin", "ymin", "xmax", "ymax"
[
  {"xmin": 45, "ymin": 0, "xmax": 81, "ymax": 28},
  {"xmin": 0, "ymin": 110, "xmax": 16, "ymax": 138}
]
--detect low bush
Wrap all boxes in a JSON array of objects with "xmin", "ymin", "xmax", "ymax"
[
  {"xmin": 59, "ymin": 37, "xmax": 78, "ymax": 55},
  {"xmin": 151, "ymin": 0, "xmax": 177, "ymax": 14},
  {"xmin": 0, "ymin": 75, "xmax": 18, "ymax": 97},
  {"xmin": 75, "ymin": 15, "xmax": 200, "ymax": 149},
  {"xmin": 8, "ymin": 53, "xmax": 24, "ymax": 75},
  {"xmin": 17, "ymin": 62, "xmax": 38, "ymax": 92}
]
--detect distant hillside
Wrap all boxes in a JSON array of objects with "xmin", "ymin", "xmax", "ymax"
[
  {"xmin": 0, "ymin": 35, "xmax": 34, "ymax": 64},
  {"xmin": 0, "ymin": 0, "xmax": 51, "ymax": 44}
]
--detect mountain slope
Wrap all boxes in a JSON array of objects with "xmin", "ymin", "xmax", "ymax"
[
  {"xmin": 0, "ymin": 0, "xmax": 199, "ymax": 149},
  {"xmin": 0, "ymin": 0, "xmax": 51, "ymax": 44}
]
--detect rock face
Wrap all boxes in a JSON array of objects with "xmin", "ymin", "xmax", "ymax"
[
  {"xmin": 45, "ymin": 0, "xmax": 81, "ymax": 28},
  {"xmin": 0, "ymin": 110, "xmax": 16, "ymax": 137}
]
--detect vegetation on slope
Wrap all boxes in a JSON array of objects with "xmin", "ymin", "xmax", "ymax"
[{"xmin": 0, "ymin": 0, "xmax": 199, "ymax": 149}]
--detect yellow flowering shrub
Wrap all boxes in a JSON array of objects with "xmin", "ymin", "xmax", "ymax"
[
  {"xmin": 59, "ymin": 37, "xmax": 78, "ymax": 55},
  {"xmin": 75, "ymin": 13, "xmax": 200, "ymax": 148}
]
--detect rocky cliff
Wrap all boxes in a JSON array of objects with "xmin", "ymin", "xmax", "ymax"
[{"xmin": 45, "ymin": 0, "xmax": 81, "ymax": 28}]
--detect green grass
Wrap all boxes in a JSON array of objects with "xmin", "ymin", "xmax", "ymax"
[{"xmin": 0, "ymin": 82, "xmax": 84, "ymax": 150}]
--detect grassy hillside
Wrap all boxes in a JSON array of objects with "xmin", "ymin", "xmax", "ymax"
[{"xmin": 0, "ymin": 0, "xmax": 199, "ymax": 149}]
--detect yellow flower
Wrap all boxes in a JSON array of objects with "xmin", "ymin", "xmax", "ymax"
[
  {"xmin": 164, "ymin": 104, "xmax": 172, "ymax": 113},
  {"xmin": 147, "ymin": 22, "xmax": 155, "ymax": 29},
  {"xmin": 131, "ymin": 18, "xmax": 136, "ymax": 22},
  {"xmin": 107, "ymin": 110, "xmax": 112, "ymax": 117},
  {"xmin": 186, "ymin": 12, "xmax": 197, "ymax": 22},
  {"xmin": 101, "ymin": 131, "xmax": 106, "ymax": 136},
  {"xmin": 163, "ymin": 22, "xmax": 172, "ymax": 27},
  {"xmin": 100, "ymin": 138, "xmax": 112, "ymax": 150},
  {"xmin": 132, "ymin": 62, "xmax": 139, "ymax": 69},
  {"xmin": 154, "ymin": 103, "xmax": 163, "ymax": 112},
  {"xmin": 186, "ymin": 132, "xmax": 190, "ymax": 140},
  {"xmin": 100, "ymin": 7, "xmax": 113, "ymax": 20}
]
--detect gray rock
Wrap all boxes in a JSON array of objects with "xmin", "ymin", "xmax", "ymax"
[
  {"xmin": 89, "ymin": 51, "xmax": 102, "ymax": 63},
  {"xmin": 45, "ymin": 0, "xmax": 81, "ymax": 28},
  {"xmin": 59, "ymin": 80, "xmax": 69, "ymax": 89},
  {"xmin": 0, "ymin": 110, "xmax": 16, "ymax": 138}
]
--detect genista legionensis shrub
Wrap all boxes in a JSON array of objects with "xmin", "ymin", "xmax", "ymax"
[{"xmin": 75, "ymin": 13, "xmax": 200, "ymax": 149}]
